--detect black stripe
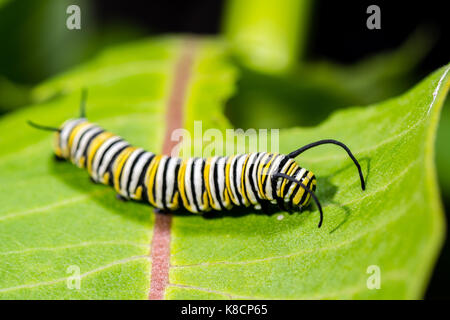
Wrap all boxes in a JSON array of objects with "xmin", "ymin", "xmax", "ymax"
[
  {"xmin": 272, "ymin": 156, "xmax": 289, "ymax": 200},
  {"xmin": 232, "ymin": 155, "xmax": 243, "ymax": 205},
  {"xmin": 171, "ymin": 159, "xmax": 181, "ymax": 204},
  {"xmin": 299, "ymin": 173, "xmax": 315, "ymax": 205},
  {"xmin": 139, "ymin": 154, "xmax": 155, "ymax": 203},
  {"xmin": 283, "ymin": 167, "xmax": 300, "ymax": 199},
  {"xmin": 240, "ymin": 155, "xmax": 250, "ymax": 204},
  {"xmin": 279, "ymin": 162, "xmax": 296, "ymax": 197},
  {"xmin": 248, "ymin": 153, "xmax": 262, "ymax": 204},
  {"xmin": 106, "ymin": 145, "xmax": 129, "ymax": 186},
  {"xmin": 213, "ymin": 157, "xmax": 225, "ymax": 210},
  {"xmin": 96, "ymin": 139, "xmax": 121, "ymax": 176},
  {"xmin": 72, "ymin": 126, "xmax": 96, "ymax": 158},
  {"xmin": 62, "ymin": 120, "xmax": 83, "ymax": 153},
  {"xmin": 200, "ymin": 159, "xmax": 206, "ymax": 208},
  {"xmin": 257, "ymin": 153, "xmax": 273, "ymax": 200},
  {"xmin": 262, "ymin": 154, "xmax": 278, "ymax": 193},
  {"xmin": 289, "ymin": 169, "xmax": 309, "ymax": 203},
  {"xmin": 83, "ymin": 129, "xmax": 104, "ymax": 164},
  {"xmin": 125, "ymin": 150, "xmax": 146, "ymax": 197},
  {"xmin": 189, "ymin": 158, "xmax": 200, "ymax": 212}
]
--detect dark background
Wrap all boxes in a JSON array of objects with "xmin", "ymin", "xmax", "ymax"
[{"xmin": 94, "ymin": 0, "xmax": 449, "ymax": 79}]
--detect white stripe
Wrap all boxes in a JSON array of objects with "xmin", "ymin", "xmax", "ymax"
[
  {"xmin": 252, "ymin": 153, "xmax": 266, "ymax": 199},
  {"xmin": 265, "ymin": 155, "xmax": 283, "ymax": 201},
  {"xmin": 194, "ymin": 158, "xmax": 205, "ymax": 210},
  {"xmin": 119, "ymin": 148, "xmax": 144, "ymax": 196},
  {"xmin": 228, "ymin": 156, "xmax": 240, "ymax": 205},
  {"xmin": 285, "ymin": 168, "xmax": 305, "ymax": 201},
  {"xmin": 244, "ymin": 153, "xmax": 258, "ymax": 205},
  {"xmin": 60, "ymin": 119, "xmax": 86, "ymax": 158},
  {"xmin": 235, "ymin": 155, "xmax": 247, "ymax": 205},
  {"xmin": 128, "ymin": 152, "xmax": 153, "ymax": 198},
  {"xmin": 70, "ymin": 123, "xmax": 95, "ymax": 161},
  {"xmin": 208, "ymin": 156, "xmax": 221, "ymax": 210},
  {"xmin": 255, "ymin": 153, "xmax": 270, "ymax": 199},
  {"xmin": 74, "ymin": 127, "xmax": 103, "ymax": 167},
  {"xmin": 97, "ymin": 141, "xmax": 129, "ymax": 183},
  {"xmin": 217, "ymin": 157, "xmax": 227, "ymax": 207},
  {"xmin": 277, "ymin": 158, "xmax": 295, "ymax": 196},
  {"xmin": 91, "ymin": 136, "xmax": 121, "ymax": 181},
  {"xmin": 155, "ymin": 156, "xmax": 168, "ymax": 208},
  {"xmin": 184, "ymin": 158, "xmax": 197, "ymax": 213},
  {"xmin": 165, "ymin": 157, "xmax": 180, "ymax": 209}
]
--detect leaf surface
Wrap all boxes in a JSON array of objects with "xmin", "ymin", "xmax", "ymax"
[
  {"xmin": 168, "ymin": 64, "xmax": 449, "ymax": 299},
  {"xmin": 0, "ymin": 36, "xmax": 236, "ymax": 299},
  {"xmin": 0, "ymin": 35, "xmax": 448, "ymax": 299}
]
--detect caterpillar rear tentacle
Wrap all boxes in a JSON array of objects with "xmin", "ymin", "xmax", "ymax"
[{"xmin": 28, "ymin": 92, "xmax": 366, "ymax": 228}]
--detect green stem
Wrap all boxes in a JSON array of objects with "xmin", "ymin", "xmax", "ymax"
[{"xmin": 222, "ymin": 0, "xmax": 311, "ymax": 74}]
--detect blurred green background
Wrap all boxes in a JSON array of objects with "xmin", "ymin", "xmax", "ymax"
[{"xmin": 0, "ymin": 0, "xmax": 448, "ymax": 298}]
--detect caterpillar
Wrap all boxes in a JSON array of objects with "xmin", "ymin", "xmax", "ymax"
[{"xmin": 28, "ymin": 90, "xmax": 365, "ymax": 227}]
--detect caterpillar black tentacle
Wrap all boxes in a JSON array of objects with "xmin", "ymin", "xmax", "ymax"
[{"xmin": 28, "ymin": 93, "xmax": 365, "ymax": 228}]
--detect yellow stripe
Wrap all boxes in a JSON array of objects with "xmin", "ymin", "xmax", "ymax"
[
  {"xmin": 67, "ymin": 122, "xmax": 91, "ymax": 158},
  {"xmin": 170, "ymin": 192, "xmax": 180, "ymax": 209},
  {"xmin": 146, "ymin": 155, "xmax": 162, "ymax": 207},
  {"xmin": 240, "ymin": 154, "xmax": 251, "ymax": 205},
  {"xmin": 280, "ymin": 163, "xmax": 297, "ymax": 197},
  {"xmin": 113, "ymin": 147, "xmax": 136, "ymax": 193},
  {"xmin": 177, "ymin": 159, "xmax": 191, "ymax": 211},
  {"xmin": 134, "ymin": 186, "xmax": 143, "ymax": 200},
  {"xmin": 223, "ymin": 187, "xmax": 232, "ymax": 209},
  {"xmin": 225, "ymin": 156, "xmax": 237, "ymax": 204},
  {"xmin": 87, "ymin": 132, "xmax": 115, "ymax": 175},
  {"xmin": 102, "ymin": 172, "xmax": 110, "ymax": 185},
  {"xmin": 257, "ymin": 154, "xmax": 270, "ymax": 199},
  {"xmin": 261, "ymin": 153, "xmax": 277, "ymax": 186},
  {"xmin": 293, "ymin": 171, "xmax": 315, "ymax": 205},
  {"xmin": 204, "ymin": 158, "xmax": 214, "ymax": 208},
  {"xmin": 54, "ymin": 132, "xmax": 62, "ymax": 158},
  {"xmin": 305, "ymin": 172, "xmax": 316, "ymax": 204}
]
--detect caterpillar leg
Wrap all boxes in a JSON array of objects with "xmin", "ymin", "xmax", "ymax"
[
  {"xmin": 116, "ymin": 194, "xmax": 128, "ymax": 202},
  {"xmin": 259, "ymin": 201, "xmax": 272, "ymax": 215},
  {"xmin": 90, "ymin": 176, "xmax": 99, "ymax": 184},
  {"xmin": 54, "ymin": 154, "xmax": 65, "ymax": 162},
  {"xmin": 154, "ymin": 208, "xmax": 164, "ymax": 214}
]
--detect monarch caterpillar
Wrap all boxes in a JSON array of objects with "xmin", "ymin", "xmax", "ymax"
[{"xmin": 28, "ymin": 90, "xmax": 365, "ymax": 228}]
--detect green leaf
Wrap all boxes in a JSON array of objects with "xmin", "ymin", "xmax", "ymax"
[
  {"xmin": 0, "ymin": 33, "xmax": 448, "ymax": 299},
  {"xmin": 168, "ymin": 64, "xmax": 449, "ymax": 299},
  {"xmin": 0, "ymin": 36, "xmax": 237, "ymax": 299},
  {"xmin": 223, "ymin": 0, "xmax": 311, "ymax": 74}
]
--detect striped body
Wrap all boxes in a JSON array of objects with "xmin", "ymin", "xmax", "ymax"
[{"xmin": 54, "ymin": 119, "xmax": 317, "ymax": 213}]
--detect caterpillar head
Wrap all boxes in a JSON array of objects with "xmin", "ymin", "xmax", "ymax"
[
  {"xmin": 53, "ymin": 118, "xmax": 88, "ymax": 160},
  {"xmin": 290, "ymin": 169, "xmax": 317, "ymax": 208},
  {"xmin": 272, "ymin": 162, "xmax": 317, "ymax": 210},
  {"xmin": 272, "ymin": 164, "xmax": 321, "ymax": 227}
]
